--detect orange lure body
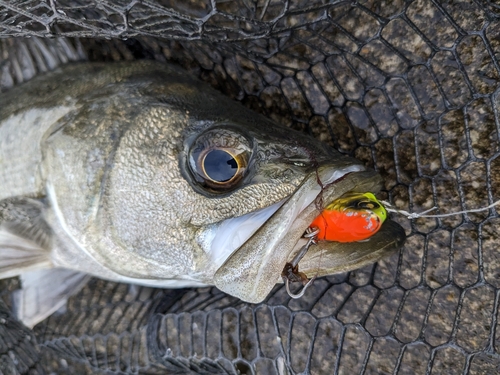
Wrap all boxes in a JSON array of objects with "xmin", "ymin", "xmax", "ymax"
[{"xmin": 309, "ymin": 192, "xmax": 387, "ymax": 243}]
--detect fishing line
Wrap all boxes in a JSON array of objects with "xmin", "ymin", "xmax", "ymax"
[{"xmin": 380, "ymin": 199, "xmax": 500, "ymax": 220}]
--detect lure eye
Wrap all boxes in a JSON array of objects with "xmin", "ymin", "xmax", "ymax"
[
  {"xmin": 342, "ymin": 197, "xmax": 380, "ymax": 211},
  {"xmin": 356, "ymin": 200, "xmax": 380, "ymax": 210}
]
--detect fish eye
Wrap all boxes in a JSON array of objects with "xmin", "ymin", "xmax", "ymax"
[
  {"xmin": 188, "ymin": 127, "xmax": 253, "ymax": 192},
  {"xmin": 200, "ymin": 148, "xmax": 247, "ymax": 185}
]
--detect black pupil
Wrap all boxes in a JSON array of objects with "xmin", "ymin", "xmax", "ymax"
[
  {"xmin": 204, "ymin": 149, "xmax": 238, "ymax": 182},
  {"xmin": 358, "ymin": 200, "xmax": 378, "ymax": 210}
]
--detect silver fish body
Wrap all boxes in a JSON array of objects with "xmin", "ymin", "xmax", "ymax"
[{"xmin": 0, "ymin": 61, "xmax": 405, "ymax": 326}]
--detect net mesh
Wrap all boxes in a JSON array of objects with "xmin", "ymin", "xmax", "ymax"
[{"xmin": 1, "ymin": 0, "xmax": 500, "ymax": 374}]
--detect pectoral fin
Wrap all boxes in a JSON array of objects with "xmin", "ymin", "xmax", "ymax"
[
  {"xmin": 0, "ymin": 229, "xmax": 53, "ymax": 278},
  {"xmin": 12, "ymin": 268, "xmax": 90, "ymax": 328},
  {"xmin": 1, "ymin": 198, "xmax": 91, "ymax": 327},
  {"xmin": 0, "ymin": 198, "xmax": 54, "ymax": 278}
]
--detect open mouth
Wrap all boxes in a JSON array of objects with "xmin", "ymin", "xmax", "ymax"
[
  {"xmin": 205, "ymin": 163, "xmax": 388, "ymax": 303},
  {"xmin": 202, "ymin": 164, "xmax": 367, "ymax": 270}
]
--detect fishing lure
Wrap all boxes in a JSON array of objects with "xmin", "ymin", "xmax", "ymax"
[
  {"xmin": 310, "ymin": 192, "xmax": 387, "ymax": 243},
  {"xmin": 283, "ymin": 193, "xmax": 387, "ymax": 298},
  {"xmin": 284, "ymin": 193, "xmax": 500, "ymax": 299}
]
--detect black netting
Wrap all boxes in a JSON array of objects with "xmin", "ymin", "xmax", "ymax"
[{"xmin": 1, "ymin": 1, "xmax": 500, "ymax": 374}]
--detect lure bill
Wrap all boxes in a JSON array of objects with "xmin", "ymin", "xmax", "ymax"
[{"xmin": 309, "ymin": 192, "xmax": 387, "ymax": 243}]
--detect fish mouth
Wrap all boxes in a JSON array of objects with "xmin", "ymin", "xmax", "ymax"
[
  {"xmin": 211, "ymin": 162, "xmax": 383, "ymax": 303},
  {"xmin": 203, "ymin": 163, "xmax": 367, "ymax": 269}
]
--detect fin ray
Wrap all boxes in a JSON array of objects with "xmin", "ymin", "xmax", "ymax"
[
  {"xmin": 0, "ymin": 198, "xmax": 53, "ymax": 278},
  {"xmin": 12, "ymin": 268, "xmax": 90, "ymax": 328},
  {"xmin": 0, "ymin": 228, "xmax": 52, "ymax": 279}
]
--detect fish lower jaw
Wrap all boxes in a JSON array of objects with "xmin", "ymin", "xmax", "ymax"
[{"xmin": 102, "ymin": 275, "xmax": 211, "ymax": 289}]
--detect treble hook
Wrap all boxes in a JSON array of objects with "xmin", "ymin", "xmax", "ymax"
[
  {"xmin": 291, "ymin": 233, "xmax": 317, "ymax": 266},
  {"xmin": 285, "ymin": 275, "xmax": 317, "ymax": 299},
  {"xmin": 282, "ymin": 228, "xmax": 320, "ymax": 299}
]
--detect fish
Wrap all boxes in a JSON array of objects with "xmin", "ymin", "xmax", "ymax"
[{"xmin": 0, "ymin": 60, "xmax": 405, "ymax": 327}]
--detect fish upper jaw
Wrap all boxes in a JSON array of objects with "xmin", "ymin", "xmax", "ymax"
[{"xmin": 207, "ymin": 163, "xmax": 379, "ymax": 303}]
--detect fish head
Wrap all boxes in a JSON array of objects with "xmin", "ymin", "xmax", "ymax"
[{"xmin": 42, "ymin": 61, "xmax": 405, "ymax": 302}]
